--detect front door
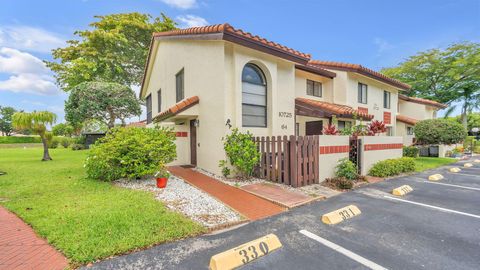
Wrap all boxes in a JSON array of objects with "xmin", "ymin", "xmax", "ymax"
[
  {"xmin": 190, "ymin": 119, "xmax": 197, "ymax": 166},
  {"xmin": 305, "ymin": 121, "xmax": 323, "ymax": 135}
]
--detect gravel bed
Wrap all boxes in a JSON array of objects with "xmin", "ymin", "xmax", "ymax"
[{"xmin": 115, "ymin": 176, "xmax": 241, "ymax": 228}]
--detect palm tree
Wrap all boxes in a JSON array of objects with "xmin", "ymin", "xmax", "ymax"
[{"xmin": 12, "ymin": 111, "xmax": 57, "ymax": 161}]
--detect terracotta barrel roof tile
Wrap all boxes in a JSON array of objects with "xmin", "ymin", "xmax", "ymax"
[
  {"xmin": 308, "ymin": 60, "xmax": 411, "ymax": 90},
  {"xmin": 154, "ymin": 96, "xmax": 199, "ymax": 122},
  {"xmin": 398, "ymin": 94, "xmax": 447, "ymax": 109},
  {"xmin": 396, "ymin": 114, "xmax": 418, "ymax": 126},
  {"xmin": 296, "ymin": 97, "xmax": 374, "ymax": 120}
]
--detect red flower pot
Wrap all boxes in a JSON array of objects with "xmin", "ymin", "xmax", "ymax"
[{"xmin": 156, "ymin": 177, "xmax": 168, "ymax": 188}]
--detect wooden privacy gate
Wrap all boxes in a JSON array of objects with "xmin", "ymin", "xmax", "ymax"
[{"xmin": 253, "ymin": 135, "xmax": 319, "ymax": 187}]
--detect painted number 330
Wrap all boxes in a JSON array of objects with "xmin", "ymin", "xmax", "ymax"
[{"xmin": 238, "ymin": 242, "xmax": 269, "ymax": 264}]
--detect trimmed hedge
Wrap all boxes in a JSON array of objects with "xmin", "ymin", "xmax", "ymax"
[
  {"xmin": 0, "ymin": 136, "xmax": 42, "ymax": 144},
  {"xmin": 368, "ymin": 157, "xmax": 416, "ymax": 177}
]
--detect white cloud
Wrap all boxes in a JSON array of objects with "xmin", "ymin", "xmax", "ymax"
[
  {"xmin": 0, "ymin": 47, "xmax": 48, "ymax": 74},
  {"xmin": 161, "ymin": 0, "xmax": 197, "ymax": 9},
  {"xmin": 0, "ymin": 73, "xmax": 58, "ymax": 95},
  {"xmin": 176, "ymin": 15, "xmax": 208, "ymax": 28},
  {"xmin": 0, "ymin": 47, "xmax": 59, "ymax": 95},
  {"xmin": 0, "ymin": 25, "xmax": 65, "ymax": 53}
]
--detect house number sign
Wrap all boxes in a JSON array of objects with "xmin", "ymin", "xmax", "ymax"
[{"xmin": 278, "ymin": 112, "xmax": 292, "ymax": 118}]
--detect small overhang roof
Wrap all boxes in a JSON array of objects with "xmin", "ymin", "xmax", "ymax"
[
  {"xmin": 154, "ymin": 96, "xmax": 199, "ymax": 122},
  {"xmin": 396, "ymin": 114, "xmax": 418, "ymax": 126},
  {"xmin": 295, "ymin": 97, "xmax": 374, "ymax": 120}
]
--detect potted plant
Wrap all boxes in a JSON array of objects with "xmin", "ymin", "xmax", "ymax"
[{"xmin": 155, "ymin": 165, "xmax": 170, "ymax": 188}]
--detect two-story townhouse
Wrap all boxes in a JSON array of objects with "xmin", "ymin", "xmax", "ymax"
[
  {"xmin": 300, "ymin": 61, "xmax": 411, "ymax": 136},
  {"xmin": 140, "ymin": 23, "xmax": 445, "ymax": 176},
  {"xmin": 396, "ymin": 94, "xmax": 447, "ymax": 145}
]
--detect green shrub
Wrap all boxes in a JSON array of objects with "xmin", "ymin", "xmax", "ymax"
[
  {"xmin": 61, "ymin": 137, "xmax": 72, "ymax": 148},
  {"xmin": 218, "ymin": 160, "xmax": 231, "ymax": 178},
  {"xmin": 368, "ymin": 157, "xmax": 416, "ymax": 177},
  {"xmin": 85, "ymin": 127, "xmax": 176, "ymax": 181},
  {"xmin": 414, "ymin": 119, "xmax": 467, "ymax": 145},
  {"xmin": 222, "ymin": 128, "xmax": 260, "ymax": 179},
  {"xmin": 403, "ymin": 146, "xmax": 419, "ymax": 157},
  {"xmin": 335, "ymin": 158, "xmax": 357, "ymax": 180},
  {"xmin": 0, "ymin": 136, "xmax": 42, "ymax": 144},
  {"xmin": 71, "ymin": 144, "xmax": 85, "ymax": 151}
]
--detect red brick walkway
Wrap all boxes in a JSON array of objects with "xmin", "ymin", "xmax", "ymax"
[
  {"xmin": 169, "ymin": 167, "xmax": 285, "ymax": 220},
  {"xmin": 0, "ymin": 207, "xmax": 68, "ymax": 270}
]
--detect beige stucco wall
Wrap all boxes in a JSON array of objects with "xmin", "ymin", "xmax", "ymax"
[
  {"xmin": 296, "ymin": 115, "xmax": 329, "ymax": 136},
  {"xmin": 359, "ymin": 136, "xmax": 403, "ymax": 175},
  {"xmin": 294, "ymin": 69, "xmax": 334, "ymax": 103},
  {"xmin": 144, "ymin": 40, "xmax": 303, "ymax": 176},
  {"xmin": 439, "ymin": 143, "xmax": 461, "ymax": 158},
  {"xmin": 396, "ymin": 121, "xmax": 415, "ymax": 146},
  {"xmin": 224, "ymin": 44, "xmax": 296, "ymax": 139},
  {"xmin": 143, "ymin": 39, "xmax": 228, "ymax": 175},
  {"xmin": 318, "ymin": 135, "xmax": 350, "ymax": 182},
  {"xmin": 398, "ymin": 100, "xmax": 438, "ymax": 121}
]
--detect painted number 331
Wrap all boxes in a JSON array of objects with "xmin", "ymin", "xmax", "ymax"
[
  {"xmin": 238, "ymin": 242, "xmax": 269, "ymax": 264},
  {"xmin": 339, "ymin": 208, "xmax": 356, "ymax": 220}
]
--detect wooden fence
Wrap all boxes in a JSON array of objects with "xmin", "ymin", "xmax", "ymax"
[{"xmin": 253, "ymin": 135, "xmax": 319, "ymax": 187}]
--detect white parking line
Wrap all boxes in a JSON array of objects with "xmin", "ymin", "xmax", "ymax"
[
  {"xmin": 447, "ymin": 172, "xmax": 480, "ymax": 178},
  {"xmin": 299, "ymin": 230, "xmax": 388, "ymax": 270},
  {"xmin": 383, "ymin": 196, "xmax": 480, "ymax": 219},
  {"xmin": 423, "ymin": 181, "xmax": 480, "ymax": 191}
]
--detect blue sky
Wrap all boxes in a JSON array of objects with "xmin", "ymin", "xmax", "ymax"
[{"xmin": 1, "ymin": 0, "xmax": 479, "ymax": 122}]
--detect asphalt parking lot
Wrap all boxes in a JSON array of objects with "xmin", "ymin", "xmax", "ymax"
[{"xmin": 86, "ymin": 158, "xmax": 480, "ymax": 270}]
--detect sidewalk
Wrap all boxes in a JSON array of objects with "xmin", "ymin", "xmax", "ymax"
[
  {"xmin": 0, "ymin": 206, "xmax": 68, "ymax": 270},
  {"xmin": 168, "ymin": 166, "xmax": 285, "ymax": 220}
]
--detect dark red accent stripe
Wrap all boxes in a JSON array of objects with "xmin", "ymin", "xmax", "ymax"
[
  {"xmin": 175, "ymin": 132, "xmax": 188, "ymax": 137},
  {"xmin": 319, "ymin": 145, "xmax": 350, "ymax": 155},
  {"xmin": 364, "ymin": 143, "xmax": 402, "ymax": 151}
]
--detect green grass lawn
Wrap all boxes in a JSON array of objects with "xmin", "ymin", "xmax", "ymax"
[
  {"xmin": 414, "ymin": 157, "xmax": 457, "ymax": 172},
  {"xmin": 0, "ymin": 148, "xmax": 204, "ymax": 266}
]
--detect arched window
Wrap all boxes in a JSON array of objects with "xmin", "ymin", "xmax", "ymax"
[{"xmin": 242, "ymin": 63, "xmax": 267, "ymax": 127}]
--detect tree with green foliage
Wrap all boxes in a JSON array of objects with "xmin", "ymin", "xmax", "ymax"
[
  {"xmin": 382, "ymin": 42, "xmax": 480, "ymax": 129},
  {"xmin": 65, "ymin": 81, "xmax": 141, "ymax": 129},
  {"xmin": 12, "ymin": 111, "xmax": 57, "ymax": 161},
  {"xmin": 52, "ymin": 123, "xmax": 75, "ymax": 137},
  {"xmin": 0, "ymin": 106, "xmax": 17, "ymax": 136},
  {"xmin": 46, "ymin": 13, "xmax": 176, "ymax": 90},
  {"xmin": 414, "ymin": 119, "xmax": 467, "ymax": 145}
]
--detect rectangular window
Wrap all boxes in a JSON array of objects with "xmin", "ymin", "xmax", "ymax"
[
  {"xmin": 384, "ymin": 90, "xmax": 391, "ymax": 109},
  {"xmin": 306, "ymin": 80, "xmax": 322, "ymax": 97},
  {"xmin": 146, "ymin": 94, "xmax": 152, "ymax": 124},
  {"xmin": 386, "ymin": 126, "xmax": 393, "ymax": 136},
  {"xmin": 176, "ymin": 69, "xmax": 184, "ymax": 102},
  {"xmin": 295, "ymin": 123, "xmax": 299, "ymax": 135},
  {"xmin": 337, "ymin": 120, "xmax": 352, "ymax": 130},
  {"xmin": 157, "ymin": 89, "xmax": 162, "ymax": 112},
  {"xmin": 407, "ymin": 126, "xmax": 414, "ymax": 135},
  {"xmin": 242, "ymin": 78, "xmax": 267, "ymax": 127},
  {"xmin": 358, "ymin": 83, "xmax": 368, "ymax": 104}
]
